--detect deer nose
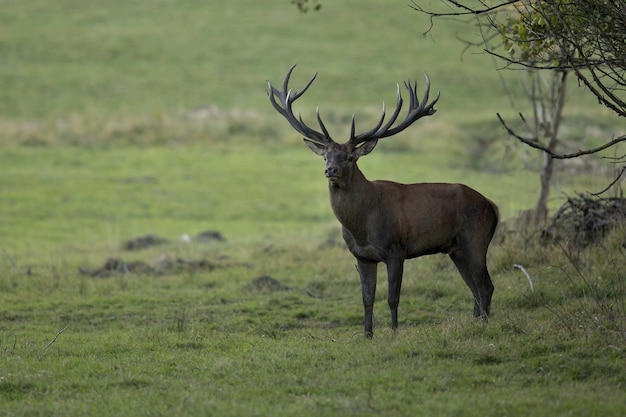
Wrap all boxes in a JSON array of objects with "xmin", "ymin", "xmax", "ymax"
[{"xmin": 325, "ymin": 166, "xmax": 337, "ymax": 178}]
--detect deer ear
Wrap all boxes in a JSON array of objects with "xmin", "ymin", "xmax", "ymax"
[
  {"xmin": 353, "ymin": 140, "xmax": 378, "ymax": 157},
  {"xmin": 303, "ymin": 138, "xmax": 327, "ymax": 156}
]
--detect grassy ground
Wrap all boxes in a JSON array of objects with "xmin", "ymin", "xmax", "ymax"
[{"xmin": 1, "ymin": 1, "xmax": 625, "ymax": 416}]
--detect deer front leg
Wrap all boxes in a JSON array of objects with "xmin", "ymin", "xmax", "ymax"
[
  {"xmin": 357, "ymin": 259, "xmax": 377, "ymax": 338},
  {"xmin": 386, "ymin": 257, "xmax": 404, "ymax": 330}
]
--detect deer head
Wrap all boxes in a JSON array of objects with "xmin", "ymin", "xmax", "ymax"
[{"xmin": 267, "ymin": 64, "xmax": 440, "ymax": 186}]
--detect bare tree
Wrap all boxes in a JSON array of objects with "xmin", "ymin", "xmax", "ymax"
[{"xmin": 518, "ymin": 70, "xmax": 568, "ymax": 223}]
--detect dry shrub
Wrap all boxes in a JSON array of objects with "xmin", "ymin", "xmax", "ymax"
[{"xmin": 542, "ymin": 194, "xmax": 626, "ymax": 247}]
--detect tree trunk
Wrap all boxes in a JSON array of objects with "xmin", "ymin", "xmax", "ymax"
[
  {"xmin": 533, "ymin": 71, "xmax": 568, "ymax": 225},
  {"xmin": 534, "ymin": 151, "xmax": 555, "ymax": 224}
]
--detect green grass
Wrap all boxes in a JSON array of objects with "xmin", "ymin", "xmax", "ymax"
[
  {"xmin": 1, "ymin": 228, "xmax": 625, "ymax": 416},
  {"xmin": 1, "ymin": 144, "xmax": 624, "ymax": 417},
  {"xmin": 1, "ymin": 1, "xmax": 625, "ymax": 416}
]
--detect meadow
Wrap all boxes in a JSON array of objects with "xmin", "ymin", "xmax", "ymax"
[{"xmin": 0, "ymin": 1, "xmax": 624, "ymax": 416}]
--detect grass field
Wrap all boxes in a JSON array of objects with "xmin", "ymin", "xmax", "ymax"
[{"xmin": 1, "ymin": 1, "xmax": 625, "ymax": 416}]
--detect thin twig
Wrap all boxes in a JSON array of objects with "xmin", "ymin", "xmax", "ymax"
[
  {"xmin": 2, "ymin": 248, "xmax": 17, "ymax": 273},
  {"xmin": 590, "ymin": 165, "xmax": 626, "ymax": 196},
  {"xmin": 43, "ymin": 326, "xmax": 69, "ymax": 349},
  {"xmin": 409, "ymin": 0, "xmax": 518, "ymax": 17},
  {"xmin": 513, "ymin": 264, "xmax": 534, "ymax": 292}
]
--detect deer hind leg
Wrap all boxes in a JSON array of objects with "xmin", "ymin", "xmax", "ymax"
[
  {"xmin": 357, "ymin": 259, "xmax": 378, "ymax": 338},
  {"xmin": 449, "ymin": 249, "xmax": 494, "ymax": 320},
  {"xmin": 386, "ymin": 257, "xmax": 404, "ymax": 330}
]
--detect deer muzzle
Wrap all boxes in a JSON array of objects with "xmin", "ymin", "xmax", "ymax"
[{"xmin": 325, "ymin": 166, "xmax": 338, "ymax": 178}]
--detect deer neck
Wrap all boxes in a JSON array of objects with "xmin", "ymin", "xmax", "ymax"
[{"xmin": 328, "ymin": 164, "xmax": 376, "ymax": 230}]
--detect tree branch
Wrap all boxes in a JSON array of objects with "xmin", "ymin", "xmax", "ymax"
[
  {"xmin": 43, "ymin": 326, "xmax": 69, "ymax": 349},
  {"xmin": 590, "ymin": 165, "xmax": 626, "ymax": 196},
  {"xmin": 409, "ymin": 0, "xmax": 518, "ymax": 17},
  {"xmin": 497, "ymin": 113, "xmax": 626, "ymax": 159}
]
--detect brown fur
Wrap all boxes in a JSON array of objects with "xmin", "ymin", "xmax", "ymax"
[{"xmin": 307, "ymin": 141, "xmax": 498, "ymax": 337}]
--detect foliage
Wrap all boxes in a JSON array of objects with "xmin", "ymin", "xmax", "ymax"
[
  {"xmin": 415, "ymin": 0, "xmax": 626, "ymax": 119},
  {"xmin": 499, "ymin": 2, "xmax": 565, "ymax": 64},
  {"xmin": 500, "ymin": 1, "xmax": 626, "ymax": 77}
]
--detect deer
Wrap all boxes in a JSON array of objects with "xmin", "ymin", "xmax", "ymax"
[{"xmin": 267, "ymin": 65, "xmax": 499, "ymax": 337}]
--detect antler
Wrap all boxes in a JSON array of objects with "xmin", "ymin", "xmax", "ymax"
[
  {"xmin": 267, "ymin": 64, "xmax": 334, "ymax": 145},
  {"xmin": 349, "ymin": 74, "xmax": 440, "ymax": 146},
  {"xmin": 268, "ymin": 65, "xmax": 440, "ymax": 147}
]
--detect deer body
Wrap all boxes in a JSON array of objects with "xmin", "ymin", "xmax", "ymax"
[
  {"xmin": 332, "ymin": 179, "xmax": 493, "ymax": 262},
  {"xmin": 268, "ymin": 65, "xmax": 498, "ymax": 337}
]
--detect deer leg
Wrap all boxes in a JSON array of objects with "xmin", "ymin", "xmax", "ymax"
[
  {"xmin": 451, "ymin": 249, "xmax": 494, "ymax": 320},
  {"xmin": 357, "ymin": 259, "xmax": 378, "ymax": 338},
  {"xmin": 472, "ymin": 253, "xmax": 495, "ymax": 319},
  {"xmin": 386, "ymin": 258, "xmax": 404, "ymax": 330},
  {"xmin": 451, "ymin": 207, "xmax": 497, "ymax": 320},
  {"xmin": 449, "ymin": 250, "xmax": 483, "ymax": 318},
  {"xmin": 479, "ymin": 268, "xmax": 494, "ymax": 318},
  {"xmin": 468, "ymin": 252, "xmax": 494, "ymax": 320},
  {"xmin": 469, "ymin": 264, "xmax": 494, "ymax": 320}
]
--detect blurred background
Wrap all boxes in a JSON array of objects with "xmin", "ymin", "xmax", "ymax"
[{"xmin": 0, "ymin": 0, "xmax": 622, "ymax": 253}]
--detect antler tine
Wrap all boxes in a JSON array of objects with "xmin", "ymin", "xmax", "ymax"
[
  {"xmin": 315, "ymin": 107, "xmax": 331, "ymax": 139},
  {"xmin": 374, "ymin": 84, "xmax": 405, "ymax": 137},
  {"xmin": 350, "ymin": 101, "xmax": 388, "ymax": 143},
  {"xmin": 415, "ymin": 73, "xmax": 439, "ymax": 116},
  {"xmin": 349, "ymin": 73, "xmax": 440, "ymax": 146},
  {"xmin": 267, "ymin": 64, "xmax": 333, "ymax": 145}
]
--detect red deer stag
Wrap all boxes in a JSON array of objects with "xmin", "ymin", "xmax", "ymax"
[{"xmin": 267, "ymin": 65, "xmax": 499, "ymax": 337}]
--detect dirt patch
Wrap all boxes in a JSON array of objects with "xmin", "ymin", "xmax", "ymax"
[
  {"xmin": 122, "ymin": 235, "xmax": 169, "ymax": 251},
  {"xmin": 195, "ymin": 230, "xmax": 227, "ymax": 243},
  {"xmin": 122, "ymin": 231, "xmax": 227, "ymax": 251},
  {"xmin": 79, "ymin": 258, "xmax": 156, "ymax": 277},
  {"xmin": 155, "ymin": 256, "xmax": 219, "ymax": 273},
  {"xmin": 79, "ymin": 256, "xmax": 220, "ymax": 278},
  {"xmin": 247, "ymin": 275, "xmax": 289, "ymax": 293}
]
